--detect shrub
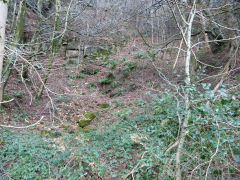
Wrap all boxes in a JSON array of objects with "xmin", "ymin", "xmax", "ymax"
[{"xmin": 1, "ymin": 85, "xmax": 239, "ymax": 179}]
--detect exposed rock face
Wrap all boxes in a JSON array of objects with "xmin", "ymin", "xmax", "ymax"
[
  {"xmin": 65, "ymin": 49, "xmax": 82, "ymax": 64},
  {"xmin": 66, "ymin": 49, "xmax": 81, "ymax": 58},
  {"xmin": 84, "ymin": 45, "xmax": 107, "ymax": 58},
  {"xmin": 64, "ymin": 43, "xmax": 108, "ymax": 63}
]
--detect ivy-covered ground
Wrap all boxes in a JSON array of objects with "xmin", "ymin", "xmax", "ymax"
[{"xmin": 0, "ymin": 39, "xmax": 240, "ymax": 179}]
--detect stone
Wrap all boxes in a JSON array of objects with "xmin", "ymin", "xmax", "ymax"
[
  {"xmin": 66, "ymin": 50, "xmax": 81, "ymax": 58},
  {"xmin": 77, "ymin": 120, "xmax": 92, "ymax": 128},
  {"xmin": 83, "ymin": 112, "xmax": 96, "ymax": 120},
  {"xmin": 98, "ymin": 103, "xmax": 110, "ymax": 108},
  {"xmin": 84, "ymin": 45, "xmax": 108, "ymax": 58},
  {"xmin": 77, "ymin": 112, "xmax": 96, "ymax": 128}
]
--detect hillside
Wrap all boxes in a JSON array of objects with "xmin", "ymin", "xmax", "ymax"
[{"xmin": 0, "ymin": 0, "xmax": 240, "ymax": 179}]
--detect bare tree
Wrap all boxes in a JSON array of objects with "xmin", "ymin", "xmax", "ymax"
[
  {"xmin": 0, "ymin": 0, "xmax": 8, "ymax": 107},
  {"xmin": 175, "ymin": 1, "xmax": 197, "ymax": 179}
]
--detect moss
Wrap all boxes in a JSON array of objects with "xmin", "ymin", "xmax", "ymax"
[
  {"xmin": 98, "ymin": 103, "xmax": 110, "ymax": 109},
  {"xmin": 84, "ymin": 112, "xmax": 96, "ymax": 120},
  {"xmin": 14, "ymin": 0, "xmax": 27, "ymax": 43},
  {"xmin": 77, "ymin": 112, "xmax": 96, "ymax": 128},
  {"xmin": 3, "ymin": 94, "xmax": 12, "ymax": 101},
  {"xmin": 191, "ymin": 56, "xmax": 199, "ymax": 70},
  {"xmin": 77, "ymin": 120, "xmax": 92, "ymax": 128}
]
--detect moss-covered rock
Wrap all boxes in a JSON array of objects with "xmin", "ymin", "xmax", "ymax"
[
  {"xmin": 77, "ymin": 112, "xmax": 96, "ymax": 128},
  {"xmin": 84, "ymin": 45, "xmax": 109, "ymax": 59},
  {"xmin": 84, "ymin": 112, "xmax": 96, "ymax": 120},
  {"xmin": 77, "ymin": 119, "xmax": 92, "ymax": 128},
  {"xmin": 98, "ymin": 103, "xmax": 110, "ymax": 109}
]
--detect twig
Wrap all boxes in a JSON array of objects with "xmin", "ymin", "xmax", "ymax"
[
  {"xmin": 190, "ymin": 161, "xmax": 210, "ymax": 179},
  {"xmin": 0, "ymin": 116, "xmax": 44, "ymax": 129},
  {"xmin": 123, "ymin": 151, "xmax": 147, "ymax": 180},
  {"xmin": 204, "ymin": 118, "xmax": 220, "ymax": 180},
  {"xmin": 165, "ymin": 130, "xmax": 189, "ymax": 154},
  {"xmin": 0, "ymin": 98, "xmax": 14, "ymax": 104}
]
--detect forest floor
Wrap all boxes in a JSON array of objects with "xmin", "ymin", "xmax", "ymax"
[
  {"xmin": 1, "ymin": 38, "xmax": 186, "ymax": 132},
  {"xmin": 1, "ymin": 37, "xmax": 240, "ymax": 179}
]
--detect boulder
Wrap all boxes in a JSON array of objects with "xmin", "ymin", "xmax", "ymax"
[
  {"xmin": 66, "ymin": 50, "xmax": 81, "ymax": 58},
  {"xmin": 84, "ymin": 45, "xmax": 108, "ymax": 58},
  {"xmin": 77, "ymin": 112, "xmax": 96, "ymax": 128},
  {"xmin": 65, "ymin": 49, "xmax": 83, "ymax": 64}
]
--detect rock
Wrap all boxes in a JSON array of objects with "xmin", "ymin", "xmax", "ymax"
[
  {"xmin": 83, "ymin": 112, "xmax": 96, "ymax": 120},
  {"xmin": 98, "ymin": 103, "xmax": 110, "ymax": 108},
  {"xmin": 66, "ymin": 50, "xmax": 81, "ymax": 58},
  {"xmin": 64, "ymin": 45, "xmax": 108, "ymax": 61},
  {"xmin": 77, "ymin": 112, "xmax": 96, "ymax": 128},
  {"xmin": 67, "ymin": 57, "xmax": 80, "ymax": 65},
  {"xmin": 65, "ymin": 49, "xmax": 84, "ymax": 64},
  {"xmin": 84, "ymin": 45, "xmax": 108, "ymax": 58},
  {"xmin": 77, "ymin": 120, "xmax": 92, "ymax": 128}
]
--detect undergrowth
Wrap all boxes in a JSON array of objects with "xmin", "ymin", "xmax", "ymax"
[{"xmin": 0, "ymin": 85, "xmax": 240, "ymax": 179}]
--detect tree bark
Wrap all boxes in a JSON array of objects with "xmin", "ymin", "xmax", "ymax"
[
  {"xmin": 176, "ymin": 1, "xmax": 196, "ymax": 179},
  {"xmin": 0, "ymin": 1, "xmax": 8, "ymax": 107},
  {"xmin": 35, "ymin": 0, "xmax": 61, "ymax": 99},
  {"xmin": 2, "ymin": 0, "xmax": 26, "ymax": 93},
  {"xmin": 36, "ymin": 0, "xmax": 73, "ymax": 99}
]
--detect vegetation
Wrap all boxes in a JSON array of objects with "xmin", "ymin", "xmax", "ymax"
[{"xmin": 0, "ymin": 0, "xmax": 240, "ymax": 179}]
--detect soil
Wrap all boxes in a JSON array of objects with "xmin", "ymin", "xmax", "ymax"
[
  {"xmin": 1, "ymin": 37, "xmax": 239, "ymax": 131},
  {"xmin": 1, "ymin": 37, "xmax": 240, "ymax": 179},
  {"xmin": 0, "ymin": 38, "xmax": 184, "ymax": 129}
]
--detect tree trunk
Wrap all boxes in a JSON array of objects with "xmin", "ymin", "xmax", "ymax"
[
  {"xmin": 13, "ymin": 0, "xmax": 27, "ymax": 43},
  {"xmin": 35, "ymin": 0, "xmax": 76, "ymax": 99},
  {"xmin": 0, "ymin": 1, "xmax": 8, "ymax": 107},
  {"xmin": 2, "ymin": 0, "xmax": 26, "ymax": 93},
  {"xmin": 10, "ymin": 0, "xmax": 17, "ymax": 33},
  {"xmin": 176, "ymin": 1, "xmax": 196, "ymax": 179},
  {"xmin": 200, "ymin": 10, "xmax": 213, "ymax": 56}
]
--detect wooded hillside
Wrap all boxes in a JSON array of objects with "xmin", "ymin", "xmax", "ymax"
[{"xmin": 0, "ymin": 0, "xmax": 240, "ymax": 179}]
